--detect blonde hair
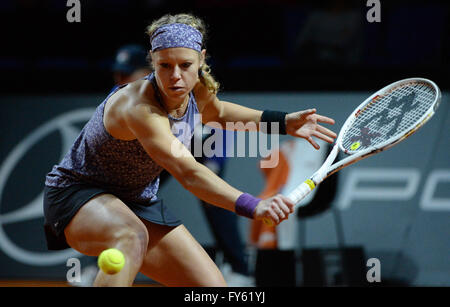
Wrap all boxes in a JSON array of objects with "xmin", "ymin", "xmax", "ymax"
[{"xmin": 146, "ymin": 13, "xmax": 220, "ymax": 94}]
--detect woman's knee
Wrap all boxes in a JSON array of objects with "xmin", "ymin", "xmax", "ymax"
[{"xmin": 113, "ymin": 223, "xmax": 150, "ymax": 262}]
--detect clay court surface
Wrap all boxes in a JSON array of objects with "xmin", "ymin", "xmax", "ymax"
[{"xmin": 0, "ymin": 280, "xmax": 160, "ymax": 287}]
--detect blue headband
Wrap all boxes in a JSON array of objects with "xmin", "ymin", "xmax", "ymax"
[{"xmin": 150, "ymin": 23, "xmax": 203, "ymax": 52}]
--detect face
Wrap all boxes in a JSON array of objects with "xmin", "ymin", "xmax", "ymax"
[{"xmin": 151, "ymin": 47, "xmax": 205, "ymax": 104}]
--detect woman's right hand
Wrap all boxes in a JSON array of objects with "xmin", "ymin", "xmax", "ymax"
[{"xmin": 253, "ymin": 194, "xmax": 295, "ymax": 226}]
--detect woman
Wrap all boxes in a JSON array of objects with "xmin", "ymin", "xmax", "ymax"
[{"xmin": 43, "ymin": 13, "xmax": 337, "ymax": 287}]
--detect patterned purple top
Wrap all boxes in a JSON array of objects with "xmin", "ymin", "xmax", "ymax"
[{"xmin": 45, "ymin": 73, "xmax": 200, "ymax": 204}]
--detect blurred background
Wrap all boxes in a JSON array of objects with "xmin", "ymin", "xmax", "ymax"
[
  {"xmin": 0, "ymin": 0, "xmax": 449, "ymax": 287},
  {"xmin": 1, "ymin": 0, "xmax": 448, "ymax": 93}
]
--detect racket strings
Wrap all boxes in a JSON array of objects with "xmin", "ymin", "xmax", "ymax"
[
  {"xmin": 342, "ymin": 82, "xmax": 436, "ymax": 152},
  {"xmin": 394, "ymin": 83, "xmax": 435, "ymax": 133}
]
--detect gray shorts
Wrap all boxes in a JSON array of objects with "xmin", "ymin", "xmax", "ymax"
[{"xmin": 43, "ymin": 184, "xmax": 181, "ymax": 250}]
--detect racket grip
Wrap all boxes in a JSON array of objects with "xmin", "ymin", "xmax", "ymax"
[
  {"xmin": 262, "ymin": 180, "xmax": 316, "ymax": 226},
  {"xmin": 263, "ymin": 218, "xmax": 274, "ymax": 226},
  {"xmin": 287, "ymin": 179, "xmax": 315, "ymax": 205}
]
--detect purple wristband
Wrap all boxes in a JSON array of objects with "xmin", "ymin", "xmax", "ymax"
[{"xmin": 235, "ymin": 193, "xmax": 261, "ymax": 219}]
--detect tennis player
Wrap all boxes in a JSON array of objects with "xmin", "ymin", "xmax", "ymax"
[{"xmin": 43, "ymin": 13, "xmax": 336, "ymax": 287}]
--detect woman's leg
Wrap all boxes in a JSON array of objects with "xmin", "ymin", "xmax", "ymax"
[
  {"xmin": 64, "ymin": 193, "xmax": 149, "ymax": 287},
  {"xmin": 139, "ymin": 221, "xmax": 227, "ymax": 287},
  {"xmin": 201, "ymin": 202, "xmax": 249, "ymax": 275}
]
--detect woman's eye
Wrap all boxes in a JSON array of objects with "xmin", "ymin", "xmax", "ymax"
[
  {"xmin": 182, "ymin": 62, "xmax": 192, "ymax": 68},
  {"xmin": 160, "ymin": 63, "xmax": 170, "ymax": 68}
]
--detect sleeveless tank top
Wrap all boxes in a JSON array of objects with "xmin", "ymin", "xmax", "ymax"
[{"xmin": 45, "ymin": 73, "xmax": 200, "ymax": 204}]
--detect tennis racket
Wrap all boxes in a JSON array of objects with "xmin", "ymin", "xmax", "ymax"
[{"xmin": 264, "ymin": 77, "xmax": 441, "ymax": 225}]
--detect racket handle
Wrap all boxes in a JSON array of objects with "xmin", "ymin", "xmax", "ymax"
[
  {"xmin": 288, "ymin": 179, "xmax": 316, "ymax": 205},
  {"xmin": 263, "ymin": 218, "xmax": 274, "ymax": 226},
  {"xmin": 263, "ymin": 179, "xmax": 316, "ymax": 226}
]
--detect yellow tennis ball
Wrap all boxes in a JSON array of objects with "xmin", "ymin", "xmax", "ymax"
[{"xmin": 98, "ymin": 248, "xmax": 125, "ymax": 275}]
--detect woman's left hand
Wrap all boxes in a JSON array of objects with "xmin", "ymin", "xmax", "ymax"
[{"xmin": 285, "ymin": 109, "xmax": 337, "ymax": 149}]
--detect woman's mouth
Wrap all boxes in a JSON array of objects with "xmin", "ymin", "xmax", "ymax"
[{"xmin": 169, "ymin": 86, "xmax": 184, "ymax": 91}]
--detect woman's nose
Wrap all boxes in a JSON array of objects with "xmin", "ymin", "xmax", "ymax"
[{"xmin": 171, "ymin": 66, "xmax": 181, "ymax": 79}]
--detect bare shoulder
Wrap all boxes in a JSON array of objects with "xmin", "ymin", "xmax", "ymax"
[{"xmin": 104, "ymin": 79, "xmax": 166, "ymax": 140}]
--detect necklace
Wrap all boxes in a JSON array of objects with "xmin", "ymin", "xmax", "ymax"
[{"xmin": 168, "ymin": 96, "xmax": 189, "ymax": 118}]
